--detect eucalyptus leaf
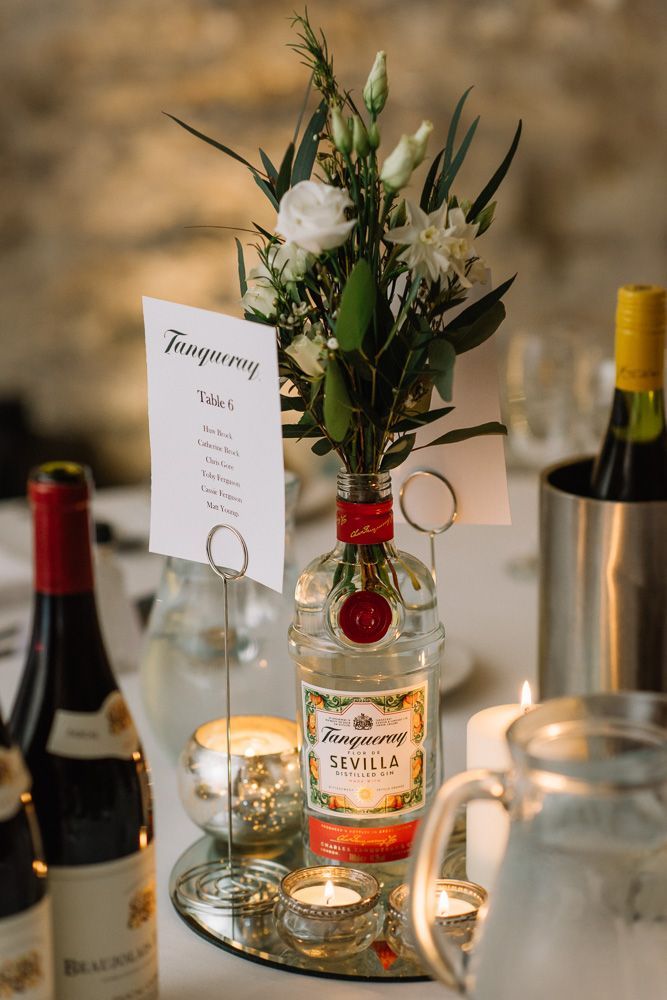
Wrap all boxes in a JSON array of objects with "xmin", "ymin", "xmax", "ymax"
[
  {"xmin": 259, "ymin": 149, "xmax": 278, "ymax": 182},
  {"xmin": 380, "ymin": 434, "xmax": 416, "ymax": 471},
  {"xmin": 253, "ymin": 173, "xmax": 279, "ymax": 210},
  {"xmin": 282, "ymin": 423, "xmax": 321, "ymax": 439},
  {"xmin": 276, "ymin": 142, "xmax": 295, "ymax": 201},
  {"xmin": 280, "ymin": 394, "xmax": 306, "ymax": 412},
  {"xmin": 444, "ymin": 86, "xmax": 474, "ymax": 172},
  {"xmin": 394, "ymin": 406, "xmax": 455, "ymax": 432},
  {"xmin": 324, "ymin": 359, "xmax": 352, "ymax": 441},
  {"xmin": 429, "ymin": 339, "xmax": 457, "ymax": 401},
  {"xmin": 336, "ymin": 260, "xmax": 376, "ymax": 351},
  {"xmin": 468, "ymin": 120, "xmax": 522, "ymax": 221},
  {"xmin": 445, "ymin": 275, "xmax": 515, "ymax": 331},
  {"xmin": 292, "ymin": 101, "xmax": 328, "ymax": 183},
  {"xmin": 435, "ymin": 116, "xmax": 479, "ymax": 206},
  {"xmin": 416, "ymin": 420, "xmax": 507, "ymax": 450},
  {"xmin": 446, "ymin": 301, "xmax": 506, "ymax": 355},
  {"xmin": 235, "ymin": 238, "xmax": 247, "ymax": 297},
  {"xmin": 311, "ymin": 438, "xmax": 334, "ymax": 456}
]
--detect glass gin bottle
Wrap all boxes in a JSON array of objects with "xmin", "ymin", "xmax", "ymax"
[{"xmin": 289, "ymin": 471, "xmax": 444, "ymax": 882}]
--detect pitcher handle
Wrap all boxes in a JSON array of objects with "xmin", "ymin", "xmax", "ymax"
[{"xmin": 409, "ymin": 768, "xmax": 508, "ymax": 993}]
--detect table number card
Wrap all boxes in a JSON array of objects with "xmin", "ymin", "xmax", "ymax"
[{"xmin": 143, "ymin": 297, "xmax": 285, "ymax": 592}]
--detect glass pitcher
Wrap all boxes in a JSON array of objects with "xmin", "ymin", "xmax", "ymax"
[{"xmin": 409, "ymin": 693, "xmax": 667, "ymax": 999}]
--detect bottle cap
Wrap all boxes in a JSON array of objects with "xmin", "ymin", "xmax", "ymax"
[
  {"xmin": 616, "ymin": 285, "xmax": 666, "ymax": 338},
  {"xmin": 28, "ymin": 462, "xmax": 92, "ymax": 507},
  {"xmin": 27, "ymin": 462, "xmax": 95, "ymax": 594}
]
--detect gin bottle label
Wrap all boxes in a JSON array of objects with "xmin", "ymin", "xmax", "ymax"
[{"xmin": 302, "ymin": 681, "xmax": 427, "ymax": 861}]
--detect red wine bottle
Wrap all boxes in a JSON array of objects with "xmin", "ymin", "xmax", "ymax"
[
  {"xmin": 10, "ymin": 462, "xmax": 158, "ymax": 1000},
  {"xmin": 0, "ymin": 703, "xmax": 54, "ymax": 999}
]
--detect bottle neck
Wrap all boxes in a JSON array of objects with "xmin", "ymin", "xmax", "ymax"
[
  {"xmin": 615, "ymin": 324, "xmax": 664, "ymax": 396},
  {"xmin": 32, "ymin": 498, "xmax": 94, "ymax": 595},
  {"xmin": 336, "ymin": 472, "xmax": 394, "ymax": 544}
]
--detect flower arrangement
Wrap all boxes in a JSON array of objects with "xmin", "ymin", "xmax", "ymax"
[{"xmin": 168, "ymin": 13, "xmax": 520, "ymax": 475}]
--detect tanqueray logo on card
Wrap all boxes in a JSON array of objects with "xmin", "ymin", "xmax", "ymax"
[{"xmin": 162, "ymin": 328, "xmax": 261, "ymax": 381}]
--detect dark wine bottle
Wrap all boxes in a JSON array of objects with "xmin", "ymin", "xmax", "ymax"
[
  {"xmin": 590, "ymin": 284, "xmax": 667, "ymax": 501},
  {"xmin": 0, "ymin": 702, "xmax": 54, "ymax": 999},
  {"xmin": 10, "ymin": 462, "xmax": 158, "ymax": 1000}
]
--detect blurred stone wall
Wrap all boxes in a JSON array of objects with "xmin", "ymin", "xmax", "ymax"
[{"xmin": 1, "ymin": 0, "xmax": 665, "ymax": 483}]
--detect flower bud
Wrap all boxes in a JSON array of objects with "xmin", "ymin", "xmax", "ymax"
[
  {"xmin": 380, "ymin": 134, "xmax": 416, "ymax": 193},
  {"xmin": 411, "ymin": 120, "xmax": 434, "ymax": 167},
  {"xmin": 368, "ymin": 121, "xmax": 381, "ymax": 150},
  {"xmin": 330, "ymin": 107, "xmax": 352, "ymax": 154},
  {"xmin": 363, "ymin": 51, "xmax": 388, "ymax": 116},
  {"xmin": 352, "ymin": 116, "xmax": 370, "ymax": 158}
]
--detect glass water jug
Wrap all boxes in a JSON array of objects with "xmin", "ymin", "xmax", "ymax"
[{"xmin": 409, "ymin": 693, "xmax": 667, "ymax": 999}]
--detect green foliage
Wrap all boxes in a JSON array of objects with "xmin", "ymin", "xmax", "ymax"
[{"xmin": 167, "ymin": 10, "xmax": 520, "ymax": 474}]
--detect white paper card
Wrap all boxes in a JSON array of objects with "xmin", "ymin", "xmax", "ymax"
[
  {"xmin": 393, "ymin": 279, "xmax": 511, "ymax": 526},
  {"xmin": 143, "ymin": 297, "xmax": 285, "ymax": 591}
]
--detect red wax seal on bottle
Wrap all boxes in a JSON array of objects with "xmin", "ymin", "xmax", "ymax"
[{"xmin": 338, "ymin": 590, "xmax": 393, "ymax": 644}]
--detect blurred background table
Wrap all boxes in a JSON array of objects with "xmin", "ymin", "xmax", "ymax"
[{"xmin": 0, "ymin": 471, "xmax": 538, "ymax": 999}]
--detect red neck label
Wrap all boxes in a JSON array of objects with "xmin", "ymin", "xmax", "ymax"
[{"xmin": 336, "ymin": 498, "xmax": 394, "ymax": 544}]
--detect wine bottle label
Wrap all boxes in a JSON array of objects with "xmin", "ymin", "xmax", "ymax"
[
  {"xmin": 302, "ymin": 682, "xmax": 427, "ymax": 819},
  {"xmin": 49, "ymin": 844, "xmax": 157, "ymax": 1000},
  {"xmin": 0, "ymin": 746, "xmax": 31, "ymax": 821},
  {"xmin": 46, "ymin": 691, "xmax": 140, "ymax": 761},
  {"xmin": 336, "ymin": 498, "xmax": 394, "ymax": 544},
  {"xmin": 0, "ymin": 896, "xmax": 55, "ymax": 1000}
]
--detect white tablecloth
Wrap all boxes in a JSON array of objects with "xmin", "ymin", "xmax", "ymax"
[{"xmin": 0, "ymin": 472, "xmax": 539, "ymax": 999}]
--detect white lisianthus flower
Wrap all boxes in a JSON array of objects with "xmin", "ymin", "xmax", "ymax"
[
  {"xmin": 284, "ymin": 333, "xmax": 325, "ymax": 377},
  {"xmin": 276, "ymin": 181, "xmax": 355, "ymax": 255},
  {"xmin": 363, "ymin": 51, "xmax": 388, "ymax": 116},
  {"xmin": 269, "ymin": 242, "xmax": 311, "ymax": 282},
  {"xmin": 241, "ymin": 263, "xmax": 277, "ymax": 318},
  {"xmin": 439, "ymin": 207, "xmax": 481, "ymax": 288},
  {"xmin": 385, "ymin": 201, "xmax": 451, "ymax": 283},
  {"xmin": 380, "ymin": 121, "xmax": 433, "ymax": 192},
  {"xmin": 380, "ymin": 135, "xmax": 417, "ymax": 193}
]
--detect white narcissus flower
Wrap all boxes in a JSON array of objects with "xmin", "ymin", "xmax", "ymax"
[
  {"xmin": 284, "ymin": 333, "xmax": 325, "ymax": 377},
  {"xmin": 276, "ymin": 181, "xmax": 355, "ymax": 255},
  {"xmin": 385, "ymin": 201, "xmax": 452, "ymax": 283},
  {"xmin": 241, "ymin": 262, "xmax": 277, "ymax": 318},
  {"xmin": 439, "ymin": 207, "xmax": 481, "ymax": 288},
  {"xmin": 466, "ymin": 257, "xmax": 489, "ymax": 286}
]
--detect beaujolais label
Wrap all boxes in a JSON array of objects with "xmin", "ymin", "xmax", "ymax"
[
  {"xmin": 49, "ymin": 845, "xmax": 158, "ymax": 1000},
  {"xmin": 46, "ymin": 691, "xmax": 139, "ymax": 761},
  {"xmin": 0, "ymin": 746, "xmax": 31, "ymax": 821},
  {"xmin": 302, "ymin": 682, "xmax": 427, "ymax": 863},
  {"xmin": 0, "ymin": 897, "xmax": 55, "ymax": 1000}
]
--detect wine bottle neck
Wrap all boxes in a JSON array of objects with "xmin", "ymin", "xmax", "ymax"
[
  {"xmin": 612, "ymin": 386, "xmax": 666, "ymax": 442},
  {"xmin": 32, "ymin": 497, "xmax": 94, "ymax": 595}
]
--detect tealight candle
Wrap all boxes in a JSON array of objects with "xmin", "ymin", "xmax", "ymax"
[
  {"xmin": 466, "ymin": 681, "xmax": 534, "ymax": 889},
  {"xmin": 177, "ymin": 715, "xmax": 302, "ymax": 847},
  {"xmin": 386, "ymin": 879, "xmax": 487, "ymax": 964},
  {"xmin": 275, "ymin": 866, "xmax": 383, "ymax": 960}
]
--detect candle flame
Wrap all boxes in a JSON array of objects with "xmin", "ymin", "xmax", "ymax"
[
  {"xmin": 324, "ymin": 879, "xmax": 335, "ymax": 906},
  {"xmin": 244, "ymin": 743, "xmax": 258, "ymax": 758},
  {"xmin": 437, "ymin": 889, "xmax": 449, "ymax": 917},
  {"xmin": 520, "ymin": 681, "xmax": 533, "ymax": 710}
]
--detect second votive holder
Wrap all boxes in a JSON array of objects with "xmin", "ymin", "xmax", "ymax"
[
  {"xmin": 386, "ymin": 879, "xmax": 487, "ymax": 964},
  {"xmin": 275, "ymin": 866, "xmax": 384, "ymax": 960}
]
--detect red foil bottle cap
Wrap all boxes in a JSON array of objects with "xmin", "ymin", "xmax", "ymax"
[
  {"xmin": 338, "ymin": 590, "xmax": 393, "ymax": 644},
  {"xmin": 28, "ymin": 462, "xmax": 95, "ymax": 595},
  {"xmin": 336, "ymin": 498, "xmax": 394, "ymax": 544}
]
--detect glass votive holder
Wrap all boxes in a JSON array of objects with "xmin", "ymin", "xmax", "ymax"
[
  {"xmin": 275, "ymin": 866, "xmax": 384, "ymax": 960},
  {"xmin": 386, "ymin": 879, "xmax": 487, "ymax": 962},
  {"xmin": 177, "ymin": 715, "xmax": 302, "ymax": 850}
]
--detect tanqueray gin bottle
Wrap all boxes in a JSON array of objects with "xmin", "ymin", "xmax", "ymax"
[{"xmin": 289, "ymin": 471, "xmax": 444, "ymax": 884}]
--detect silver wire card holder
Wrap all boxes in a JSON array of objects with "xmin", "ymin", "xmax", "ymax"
[
  {"xmin": 399, "ymin": 469, "xmax": 458, "ymax": 583},
  {"xmin": 173, "ymin": 523, "xmax": 288, "ymax": 916}
]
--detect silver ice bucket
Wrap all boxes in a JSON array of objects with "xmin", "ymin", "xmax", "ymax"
[{"xmin": 539, "ymin": 456, "xmax": 667, "ymax": 698}]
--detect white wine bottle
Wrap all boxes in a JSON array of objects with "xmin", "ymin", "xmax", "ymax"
[
  {"xmin": 0, "ymin": 702, "xmax": 54, "ymax": 1000},
  {"xmin": 10, "ymin": 463, "xmax": 158, "ymax": 1000},
  {"xmin": 590, "ymin": 284, "xmax": 667, "ymax": 501}
]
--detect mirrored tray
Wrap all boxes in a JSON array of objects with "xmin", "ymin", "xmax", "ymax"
[{"xmin": 170, "ymin": 832, "xmax": 466, "ymax": 982}]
